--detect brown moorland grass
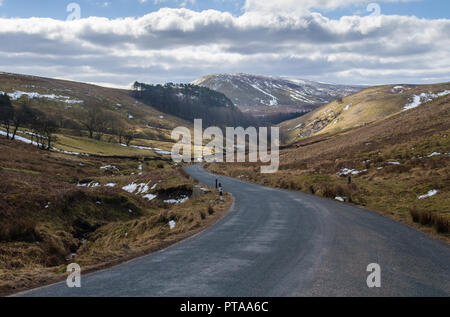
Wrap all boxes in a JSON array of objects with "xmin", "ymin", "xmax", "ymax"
[{"xmin": 0, "ymin": 138, "xmax": 232, "ymax": 296}]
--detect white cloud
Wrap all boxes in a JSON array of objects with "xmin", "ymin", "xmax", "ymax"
[
  {"xmin": 244, "ymin": 0, "xmax": 419, "ymax": 14},
  {"xmin": 0, "ymin": 5, "xmax": 448, "ymax": 86}
]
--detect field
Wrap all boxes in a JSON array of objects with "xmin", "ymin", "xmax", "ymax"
[
  {"xmin": 0, "ymin": 138, "xmax": 232, "ymax": 296},
  {"xmin": 207, "ymin": 93, "xmax": 450, "ymax": 242}
]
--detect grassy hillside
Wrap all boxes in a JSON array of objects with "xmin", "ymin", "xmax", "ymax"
[
  {"xmin": 281, "ymin": 83, "xmax": 450, "ymax": 143},
  {"xmin": 0, "ymin": 72, "xmax": 189, "ymax": 145},
  {"xmin": 0, "ymin": 138, "xmax": 231, "ymax": 295},
  {"xmin": 207, "ymin": 92, "xmax": 450, "ymax": 242}
]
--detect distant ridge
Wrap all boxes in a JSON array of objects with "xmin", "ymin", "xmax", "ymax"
[{"xmin": 192, "ymin": 73, "xmax": 363, "ymax": 111}]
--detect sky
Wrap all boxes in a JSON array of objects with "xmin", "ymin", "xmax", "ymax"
[{"xmin": 0, "ymin": 0, "xmax": 449, "ymax": 88}]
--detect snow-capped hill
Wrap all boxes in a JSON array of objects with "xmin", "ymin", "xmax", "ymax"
[{"xmin": 192, "ymin": 73, "xmax": 363, "ymax": 110}]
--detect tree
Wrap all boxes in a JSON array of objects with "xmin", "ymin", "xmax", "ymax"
[
  {"xmin": 110, "ymin": 118, "xmax": 126, "ymax": 144},
  {"xmin": 95, "ymin": 111, "xmax": 115, "ymax": 141},
  {"xmin": 29, "ymin": 109, "xmax": 46, "ymax": 148},
  {"xmin": 11, "ymin": 97, "xmax": 34, "ymax": 141},
  {"xmin": 124, "ymin": 130, "xmax": 135, "ymax": 146},
  {"xmin": 0, "ymin": 93, "xmax": 14, "ymax": 139},
  {"xmin": 30, "ymin": 109, "xmax": 58, "ymax": 150},
  {"xmin": 80, "ymin": 106, "xmax": 104, "ymax": 139},
  {"xmin": 79, "ymin": 105, "xmax": 122, "ymax": 141},
  {"xmin": 41, "ymin": 117, "xmax": 59, "ymax": 150}
]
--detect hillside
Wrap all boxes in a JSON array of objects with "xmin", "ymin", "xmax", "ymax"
[
  {"xmin": 192, "ymin": 73, "xmax": 363, "ymax": 115},
  {"xmin": 131, "ymin": 81, "xmax": 256, "ymax": 127},
  {"xmin": 0, "ymin": 72, "xmax": 197, "ymax": 156},
  {"xmin": 281, "ymin": 83, "xmax": 450, "ymax": 142},
  {"xmin": 207, "ymin": 91, "xmax": 450, "ymax": 241},
  {"xmin": 0, "ymin": 138, "xmax": 231, "ymax": 295},
  {"xmin": 0, "ymin": 72, "xmax": 187, "ymax": 136}
]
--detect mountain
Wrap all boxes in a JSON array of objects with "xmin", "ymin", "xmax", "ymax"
[
  {"xmin": 281, "ymin": 82, "xmax": 450, "ymax": 142},
  {"xmin": 192, "ymin": 73, "xmax": 363, "ymax": 113}
]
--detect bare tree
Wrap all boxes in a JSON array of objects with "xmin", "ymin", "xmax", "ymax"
[
  {"xmin": 0, "ymin": 93, "xmax": 14, "ymax": 139},
  {"xmin": 111, "ymin": 118, "xmax": 126, "ymax": 144},
  {"xmin": 80, "ymin": 106, "xmax": 104, "ymax": 139},
  {"xmin": 11, "ymin": 97, "xmax": 34, "ymax": 141},
  {"xmin": 124, "ymin": 129, "xmax": 135, "ymax": 146},
  {"xmin": 41, "ymin": 118, "xmax": 59, "ymax": 150},
  {"xmin": 30, "ymin": 109, "xmax": 58, "ymax": 149}
]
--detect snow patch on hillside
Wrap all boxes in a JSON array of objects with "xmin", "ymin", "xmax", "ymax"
[
  {"xmin": 404, "ymin": 90, "xmax": 450, "ymax": 110},
  {"xmin": 0, "ymin": 90, "xmax": 83, "ymax": 104},
  {"xmin": 337, "ymin": 168, "xmax": 367, "ymax": 176},
  {"xmin": 164, "ymin": 196, "xmax": 189, "ymax": 204},
  {"xmin": 250, "ymin": 83, "xmax": 278, "ymax": 106},
  {"xmin": 417, "ymin": 190, "xmax": 438, "ymax": 200},
  {"xmin": 120, "ymin": 143, "xmax": 171, "ymax": 155}
]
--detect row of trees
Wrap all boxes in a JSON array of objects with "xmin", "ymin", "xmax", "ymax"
[
  {"xmin": 132, "ymin": 82, "xmax": 257, "ymax": 127},
  {"xmin": 80, "ymin": 106, "xmax": 135, "ymax": 145},
  {"xmin": 0, "ymin": 93, "xmax": 58, "ymax": 149}
]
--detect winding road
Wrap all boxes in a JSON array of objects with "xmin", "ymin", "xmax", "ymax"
[{"xmin": 18, "ymin": 165, "xmax": 450, "ymax": 296}]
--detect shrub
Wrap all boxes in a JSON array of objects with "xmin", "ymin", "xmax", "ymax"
[
  {"xmin": 0, "ymin": 219, "xmax": 41, "ymax": 243},
  {"xmin": 42, "ymin": 239, "xmax": 67, "ymax": 267},
  {"xmin": 434, "ymin": 216, "xmax": 449, "ymax": 233},
  {"xmin": 410, "ymin": 210, "xmax": 449, "ymax": 233},
  {"xmin": 419, "ymin": 211, "xmax": 432, "ymax": 226},
  {"xmin": 410, "ymin": 209, "xmax": 420, "ymax": 223}
]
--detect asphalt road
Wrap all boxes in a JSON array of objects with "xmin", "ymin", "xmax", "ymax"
[{"xmin": 18, "ymin": 165, "xmax": 450, "ymax": 296}]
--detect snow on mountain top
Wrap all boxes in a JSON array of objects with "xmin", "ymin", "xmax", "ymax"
[{"xmin": 193, "ymin": 73, "xmax": 363, "ymax": 108}]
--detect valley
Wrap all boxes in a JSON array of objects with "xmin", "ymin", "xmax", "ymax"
[
  {"xmin": 207, "ymin": 89, "xmax": 450, "ymax": 242},
  {"xmin": 1, "ymin": 71, "xmax": 449, "ymax": 296}
]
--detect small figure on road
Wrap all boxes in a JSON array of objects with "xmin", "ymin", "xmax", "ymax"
[
  {"xmin": 348, "ymin": 176, "xmax": 352, "ymax": 184},
  {"xmin": 218, "ymin": 183, "xmax": 223, "ymax": 201},
  {"xmin": 215, "ymin": 179, "xmax": 218, "ymax": 189}
]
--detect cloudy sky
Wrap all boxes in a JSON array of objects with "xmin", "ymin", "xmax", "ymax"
[{"xmin": 0, "ymin": 0, "xmax": 449, "ymax": 88}]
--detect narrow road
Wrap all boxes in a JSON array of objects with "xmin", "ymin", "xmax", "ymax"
[{"xmin": 19, "ymin": 165, "xmax": 450, "ymax": 296}]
